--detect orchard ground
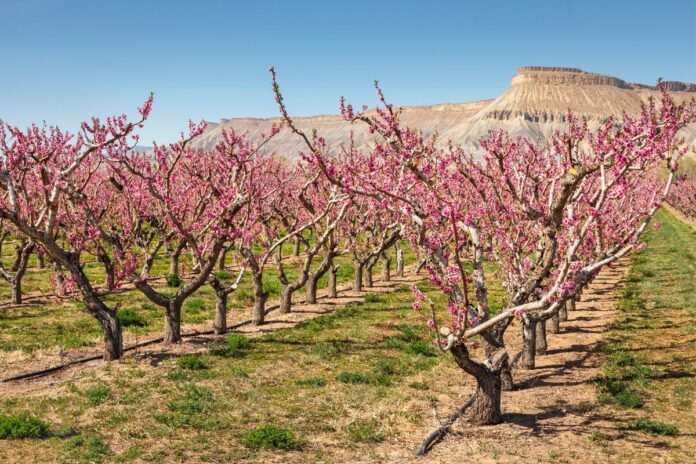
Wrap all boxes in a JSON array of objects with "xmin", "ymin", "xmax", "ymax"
[{"xmin": 0, "ymin": 208, "xmax": 693, "ymax": 463}]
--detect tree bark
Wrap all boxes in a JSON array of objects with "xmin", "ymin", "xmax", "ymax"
[
  {"xmin": 36, "ymin": 252, "xmax": 45, "ymax": 270},
  {"xmin": 380, "ymin": 253, "xmax": 391, "ymax": 282},
  {"xmin": 396, "ymin": 246, "xmax": 404, "ymax": 277},
  {"xmin": 569, "ymin": 296, "xmax": 576, "ymax": 311},
  {"xmin": 163, "ymin": 299, "xmax": 183, "ymax": 344},
  {"xmin": 364, "ymin": 260, "xmax": 375, "ymax": 287},
  {"xmin": 559, "ymin": 301, "xmax": 568, "ymax": 322},
  {"xmin": 12, "ymin": 279, "xmax": 22, "ymax": 305},
  {"xmin": 517, "ymin": 318, "xmax": 537, "ymax": 369},
  {"xmin": 252, "ymin": 271, "xmax": 267, "ymax": 325},
  {"xmin": 169, "ymin": 241, "xmax": 185, "ymax": 279},
  {"xmin": 353, "ymin": 261, "xmax": 363, "ymax": 292},
  {"xmin": 218, "ymin": 246, "xmax": 229, "ymax": 271},
  {"xmin": 214, "ymin": 292, "xmax": 227, "ymax": 335},
  {"xmin": 550, "ymin": 312, "xmax": 560, "ymax": 334},
  {"xmin": 328, "ymin": 263, "xmax": 338, "ymax": 298},
  {"xmin": 450, "ymin": 345, "xmax": 504, "ymax": 425},
  {"xmin": 293, "ymin": 236, "xmax": 301, "ymax": 257},
  {"xmin": 535, "ymin": 319, "xmax": 547, "ymax": 356},
  {"xmin": 100, "ymin": 312, "xmax": 123, "ymax": 361},
  {"xmin": 279, "ymin": 286, "xmax": 293, "ymax": 314}
]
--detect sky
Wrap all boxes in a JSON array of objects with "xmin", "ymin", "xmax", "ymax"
[{"xmin": 1, "ymin": 0, "xmax": 695, "ymax": 144}]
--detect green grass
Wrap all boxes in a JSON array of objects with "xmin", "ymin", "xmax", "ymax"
[
  {"xmin": 85, "ymin": 385, "xmax": 111, "ymax": 406},
  {"xmin": 64, "ymin": 434, "xmax": 111, "ymax": 462},
  {"xmin": 0, "ymin": 414, "xmax": 50, "ymax": 439},
  {"xmin": 598, "ymin": 209, "xmax": 696, "ymax": 441},
  {"xmin": 209, "ymin": 333, "xmax": 253, "ymax": 358},
  {"xmin": 240, "ymin": 425, "xmax": 302, "ymax": 450},
  {"xmin": 116, "ymin": 309, "xmax": 147, "ymax": 328},
  {"xmin": 177, "ymin": 355, "xmax": 208, "ymax": 370},
  {"xmin": 626, "ymin": 418, "xmax": 679, "ymax": 436},
  {"xmin": 346, "ymin": 419, "xmax": 385, "ymax": 443}
]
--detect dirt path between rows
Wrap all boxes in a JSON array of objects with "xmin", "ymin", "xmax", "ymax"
[{"xmin": 365, "ymin": 259, "xmax": 635, "ymax": 464}]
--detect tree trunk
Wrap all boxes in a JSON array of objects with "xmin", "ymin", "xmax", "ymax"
[
  {"xmin": 353, "ymin": 261, "xmax": 363, "ymax": 292},
  {"xmin": 214, "ymin": 292, "xmax": 227, "ymax": 335},
  {"xmin": 10, "ymin": 243, "xmax": 33, "ymax": 304},
  {"xmin": 293, "ymin": 236, "xmax": 301, "ymax": 257},
  {"xmin": 535, "ymin": 319, "xmax": 547, "ymax": 356},
  {"xmin": 252, "ymin": 272, "xmax": 267, "ymax": 325},
  {"xmin": 364, "ymin": 261, "xmax": 374, "ymax": 287},
  {"xmin": 218, "ymin": 247, "xmax": 228, "ymax": 271},
  {"xmin": 169, "ymin": 243, "xmax": 184, "ymax": 279},
  {"xmin": 380, "ymin": 253, "xmax": 391, "ymax": 282},
  {"xmin": 279, "ymin": 286, "xmax": 293, "ymax": 314},
  {"xmin": 36, "ymin": 253, "xmax": 45, "ymax": 269},
  {"xmin": 62, "ymin": 253, "xmax": 123, "ymax": 360},
  {"xmin": 500, "ymin": 366, "xmax": 514, "ymax": 391},
  {"xmin": 396, "ymin": 246, "xmax": 404, "ymax": 277},
  {"xmin": 328, "ymin": 264, "xmax": 338, "ymax": 298},
  {"xmin": 550, "ymin": 312, "xmax": 560, "ymax": 334},
  {"xmin": 569, "ymin": 296, "xmax": 576, "ymax": 311},
  {"xmin": 163, "ymin": 299, "xmax": 183, "ymax": 344},
  {"xmin": 518, "ymin": 318, "xmax": 537, "ymax": 369},
  {"xmin": 100, "ymin": 312, "xmax": 123, "ymax": 361},
  {"xmin": 450, "ymin": 345, "xmax": 503, "ymax": 425},
  {"xmin": 12, "ymin": 278, "xmax": 22, "ymax": 305},
  {"xmin": 560, "ymin": 301, "xmax": 568, "ymax": 322},
  {"xmin": 10, "ymin": 245, "xmax": 22, "ymax": 272},
  {"xmin": 306, "ymin": 276, "xmax": 319, "ymax": 304}
]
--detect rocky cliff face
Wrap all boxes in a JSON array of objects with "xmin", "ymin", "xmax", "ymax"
[{"xmin": 191, "ymin": 67, "xmax": 696, "ymax": 157}]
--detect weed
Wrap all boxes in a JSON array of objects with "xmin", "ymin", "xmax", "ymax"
[
  {"xmin": 295, "ymin": 377, "xmax": 327, "ymax": 387},
  {"xmin": 117, "ymin": 309, "xmax": 147, "ymax": 328},
  {"xmin": 65, "ymin": 434, "xmax": 110, "ymax": 462},
  {"xmin": 166, "ymin": 274, "xmax": 181, "ymax": 288},
  {"xmin": 85, "ymin": 384, "xmax": 111, "ymax": 406},
  {"xmin": 210, "ymin": 333, "xmax": 252, "ymax": 358},
  {"xmin": 347, "ymin": 419, "xmax": 385, "ymax": 443},
  {"xmin": 177, "ymin": 355, "xmax": 208, "ymax": 370},
  {"xmin": 626, "ymin": 418, "xmax": 679, "ymax": 436},
  {"xmin": 0, "ymin": 414, "xmax": 50, "ymax": 439},
  {"xmin": 241, "ymin": 425, "xmax": 302, "ymax": 450}
]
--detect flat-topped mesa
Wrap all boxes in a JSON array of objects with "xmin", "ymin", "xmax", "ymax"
[
  {"xmin": 512, "ymin": 66, "xmax": 696, "ymax": 92},
  {"xmin": 512, "ymin": 66, "xmax": 630, "ymax": 88}
]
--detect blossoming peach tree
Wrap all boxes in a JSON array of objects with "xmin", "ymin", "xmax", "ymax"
[
  {"xmin": 271, "ymin": 68, "xmax": 695, "ymax": 430},
  {"xmin": 0, "ymin": 96, "xmax": 153, "ymax": 359}
]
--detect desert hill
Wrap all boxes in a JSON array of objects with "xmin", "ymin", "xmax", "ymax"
[{"xmin": 191, "ymin": 66, "xmax": 696, "ymax": 157}]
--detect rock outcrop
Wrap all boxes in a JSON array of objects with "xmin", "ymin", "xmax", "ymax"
[{"xmin": 191, "ymin": 67, "xmax": 696, "ymax": 157}]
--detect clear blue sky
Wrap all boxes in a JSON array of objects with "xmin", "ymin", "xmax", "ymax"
[{"xmin": 1, "ymin": 0, "xmax": 694, "ymax": 143}]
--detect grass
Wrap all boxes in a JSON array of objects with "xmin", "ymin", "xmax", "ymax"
[
  {"xmin": 0, "ymin": 276, "xmax": 462, "ymax": 462},
  {"xmin": 209, "ymin": 333, "xmax": 252, "ymax": 358},
  {"xmin": 346, "ymin": 419, "xmax": 385, "ymax": 443},
  {"xmin": 177, "ymin": 354, "xmax": 208, "ymax": 370},
  {"xmin": 596, "ymin": 208, "xmax": 696, "ymax": 455},
  {"xmin": 0, "ymin": 244, "xmax": 420, "ymax": 356},
  {"xmin": 626, "ymin": 418, "xmax": 679, "ymax": 436},
  {"xmin": 85, "ymin": 384, "xmax": 111, "ymax": 406},
  {"xmin": 64, "ymin": 434, "xmax": 111, "ymax": 462},
  {"xmin": 241, "ymin": 425, "xmax": 302, "ymax": 450},
  {"xmin": 0, "ymin": 414, "xmax": 50, "ymax": 439}
]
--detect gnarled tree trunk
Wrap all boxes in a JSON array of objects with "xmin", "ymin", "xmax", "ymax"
[
  {"xmin": 450, "ymin": 345, "xmax": 506, "ymax": 425},
  {"xmin": 380, "ymin": 252, "xmax": 391, "ymax": 282}
]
